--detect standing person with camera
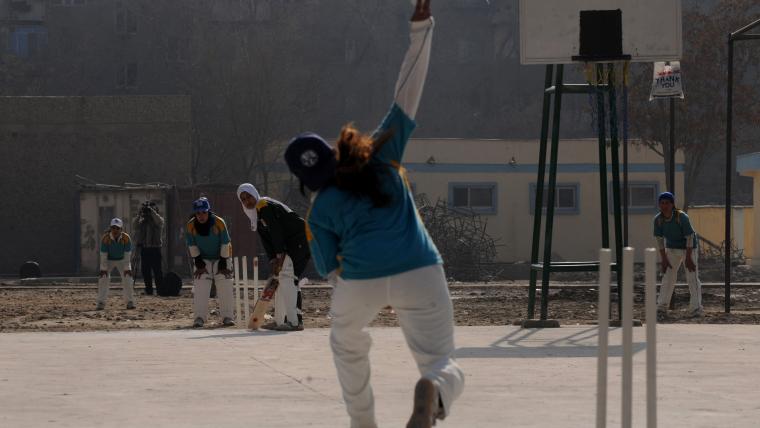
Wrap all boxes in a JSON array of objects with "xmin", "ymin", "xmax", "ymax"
[{"xmin": 133, "ymin": 200, "xmax": 165, "ymax": 296}]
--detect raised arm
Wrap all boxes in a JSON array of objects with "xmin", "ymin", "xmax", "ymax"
[{"xmin": 393, "ymin": 0, "xmax": 434, "ymax": 119}]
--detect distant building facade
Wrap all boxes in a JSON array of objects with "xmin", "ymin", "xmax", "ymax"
[
  {"xmin": 0, "ymin": 95, "xmax": 191, "ymax": 274},
  {"xmin": 404, "ymin": 138, "xmax": 685, "ymax": 263}
]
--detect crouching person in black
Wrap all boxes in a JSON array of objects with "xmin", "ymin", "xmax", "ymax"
[{"xmin": 237, "ymin": 183, "xmax": 310, "ymax": 331}]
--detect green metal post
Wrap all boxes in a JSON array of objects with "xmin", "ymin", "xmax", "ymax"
[
  {"xmin": 528, "ymin": 65, "xmax": 554, "ymax": 319},
  {"xmin": 540, "ymin": 64, "xmax": 564, "ymax": 320},
  {"xmin": 595, "ymin": 64, "xmax": 609, "ymax": 248},
  {"xmin": 608, "ymin": 64, "xmax": 625, "ymax": 319}
]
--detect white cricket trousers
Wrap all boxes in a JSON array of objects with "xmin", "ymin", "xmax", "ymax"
[
  {"xmin": 658, "ymin": 248, "xmax": 703, "ymax": 313},
  {"xmin": 330, "ymin": 264, "xmax": 464, "ymax": 428},
  {"xmin": 97, "ymin": 261, "xmax": 135, "ymax": 306},
  {"xmin": 192, "ymin": 259, "xmax": 234, "ymax": 322},
  {"xmin": 274, "ymin": 255, "xmax": 301, "ymax": 326}
]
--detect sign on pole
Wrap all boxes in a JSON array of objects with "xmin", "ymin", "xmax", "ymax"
[{"xmin": 649, "ymin": 61, "xmax": 684, "ymax": 100}]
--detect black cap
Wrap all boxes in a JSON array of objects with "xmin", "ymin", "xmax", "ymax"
[{"xmin": 284, "ymin": 132, "xmax": 336, "ymax": 192}]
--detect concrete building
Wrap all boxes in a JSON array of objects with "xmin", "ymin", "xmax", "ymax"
[
  {"xmin": 731, "ymin": 152, "xmax": 760, "ymax": 266},
  {"xmin": 0, "ymin": 95, "xmax": 192, "ymax": 275},
  {"xmin": 404, "ymin": 138, "xmax": 685, "ymax": 263}
]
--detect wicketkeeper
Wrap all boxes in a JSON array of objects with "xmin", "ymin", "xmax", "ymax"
[
  {"xmin": 186, "ymin": 197, "xmax": 235, "ymax": 328},
  {"xmin": 654, "ymin": 191, "xmax": 703, "ymax": 319},
  {"xmin": 97, "ymin": 218, "xmax": 136, "ymax": 310}
]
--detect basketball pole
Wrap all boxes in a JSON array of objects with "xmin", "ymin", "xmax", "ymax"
[
  {"xmin": 725, "ymin": 18, "xmax": 760, "ymax": 314},
  {"xmin": 527, "ymin": 64, "xmax": 554, "ymax": 320},
  {"xmin": 668, "ymin": 98, "xmax": 676, "ymax": 195}
]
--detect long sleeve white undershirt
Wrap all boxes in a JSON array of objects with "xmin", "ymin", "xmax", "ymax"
[{"xmin": 393, "ymin": 18, "xmax": 434, "ymax": 120}]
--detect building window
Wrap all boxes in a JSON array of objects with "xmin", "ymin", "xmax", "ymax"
[
  {"xmin": 115, "ymin": 1, "xmax": 137, "ymax": 35},
  {"xmin": 254, "ymin": 0, "xmax": 272, "ymax": 21},
  {"xmin": 167, "ymin": 37, "xmax": 189, "ymax": 62},
  {"xmin": 116, "ymin": 63, "xmax": 138, "ymax": 88},
  {"xmin": 530, "ymin": 183, "xmax": 580, "ymax": 215},
  {"xmin": 51, "ymin": 0, "xmax": 86, "ymax": 6},
  {"xmin": 10, "ymin": 26, "xmax": 48, "ymax": 58},
  {"xmin": 344, "ymin": 39, "xmax": 357, "ymax": 64},
  {"xmin": 456, "ymin": 39, "xmax": 472, "ymax": 64},
  {"xmin": 630, "ymin": 183, "xmax": 658, "ymax": 209},
  {"xmin": 449, "ymin": 183, "xmax": 497, "ymax": 214},
  {"xmin": 611, "ymin": 182, "xmax": 659, "ymax": 212}
]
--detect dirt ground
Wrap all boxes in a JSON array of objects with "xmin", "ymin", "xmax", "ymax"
[{"xmin": 1, "ymin": 282, "xmax": 759, "ymax": 332}]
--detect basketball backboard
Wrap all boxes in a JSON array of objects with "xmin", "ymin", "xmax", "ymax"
[{"xmin": 519, "ymin": 0, "xmax": 682, "ymax": 65}]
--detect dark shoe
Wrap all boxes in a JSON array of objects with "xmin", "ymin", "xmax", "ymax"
[
  {"xmin": 144, "ymin": 287, "xmax": 154, "ymax": 296},
  {"xmin": 407, "ymin": 378, "xmax": 439, "ymax": 428},
  {"xmin": 273, "ymin": 323, "xmax": 302, "ymax": 332},
  {"xmin": 656, "ymin": 309, "xmax": 668, "ymax": 322},
  {"xmin": 193, "ymin": 317, "xmax": 204, "ymax": 328},
  {"xmin": 126, "ymin": 302, "xmax": 136, "ymax": 310},
  {"xmin": 222, "ymin": 317, "xmax": 235, "ymax": 327},
  {"xmin": 95, "ymin": 303, "xmax": 105, "ymax": 311},
  {"xmin": 260, "ymin": 321, "xmax": 278, "ymax": 330}
]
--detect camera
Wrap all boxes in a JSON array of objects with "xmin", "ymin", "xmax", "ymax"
[{"xmin": 140, "ymin": 201, "xmax": 156, "ymax": 216}]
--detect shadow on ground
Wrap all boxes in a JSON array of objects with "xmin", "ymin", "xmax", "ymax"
[{"xmin": 455, "ymin": 326, "xmax": 646, "ymax": 358}]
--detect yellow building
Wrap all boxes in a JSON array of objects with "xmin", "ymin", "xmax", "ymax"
[{"xmin": 403, "ymin": 138, "xmax": 685, "ymax": 263}]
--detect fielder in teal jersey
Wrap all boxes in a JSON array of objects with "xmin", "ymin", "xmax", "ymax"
[{"xmin": 654, "ymin": 192, "xmax": 703, "ymax": 319}]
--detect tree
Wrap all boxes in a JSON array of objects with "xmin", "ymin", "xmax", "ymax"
[
  {"xmin": 625, "ymin": 0, "xmax": 760, "ymax": 209},
  {"xmin": 184, "ymin": 1, "xmax": 324, "ymax": 189}
]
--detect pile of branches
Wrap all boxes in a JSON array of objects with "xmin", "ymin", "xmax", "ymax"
[
  {"xmin": 414, "ymin": 194, "xmax": 500, "ymax": 281},
  {"xmin": 698, "ymin": 236, "xmax": 747, "ymax": 267}
]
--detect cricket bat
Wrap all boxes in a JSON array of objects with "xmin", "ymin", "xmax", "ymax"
[{"xmin": 248, "ymin": 276, "xmax": 279, "ymax": 329}]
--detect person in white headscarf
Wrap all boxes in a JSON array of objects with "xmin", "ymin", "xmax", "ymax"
[{"xmin": 237, "ymin": 183, "xmax": 310, "ymax": 331}]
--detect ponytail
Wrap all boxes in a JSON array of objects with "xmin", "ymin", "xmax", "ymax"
[{"xmin": 334, "ymin": 124, "xmax": 393, "ymax": 207}]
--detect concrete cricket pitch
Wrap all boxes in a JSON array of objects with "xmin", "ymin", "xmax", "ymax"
[{"xmin": 1, "ymin": 325, "xmax": 758, "ymax": 427}]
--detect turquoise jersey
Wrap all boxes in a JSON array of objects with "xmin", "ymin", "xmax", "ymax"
[
  {"xmin": 306, "ymin": 103, "xmax": 442, "ymax": 280},
  {"xmin": 653, "ymin": 210, "xmax": 695, "ymax": 249},
  {"xmin": 100, "ymin": 232, "xmax": 132, "ymax": 260},
  {"xmin": 185, "ymin": 215, "xmax": 231, "ymax": 260}
]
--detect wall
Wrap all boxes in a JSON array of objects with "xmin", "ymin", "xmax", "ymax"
[
  {"xmin": 405, "ymin": 138, "xmax": 685, "ymax": 263},
  {"xmin": 79, "ymin": 188, "xmax": 169, "ymax": 274},
  {"xmin": 688, "ymin": 206, "xmax": 754, "ymax": 261},
  {"xmin": 0, "ymin": 95, "xmax": 192, "ymax": 275}
]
